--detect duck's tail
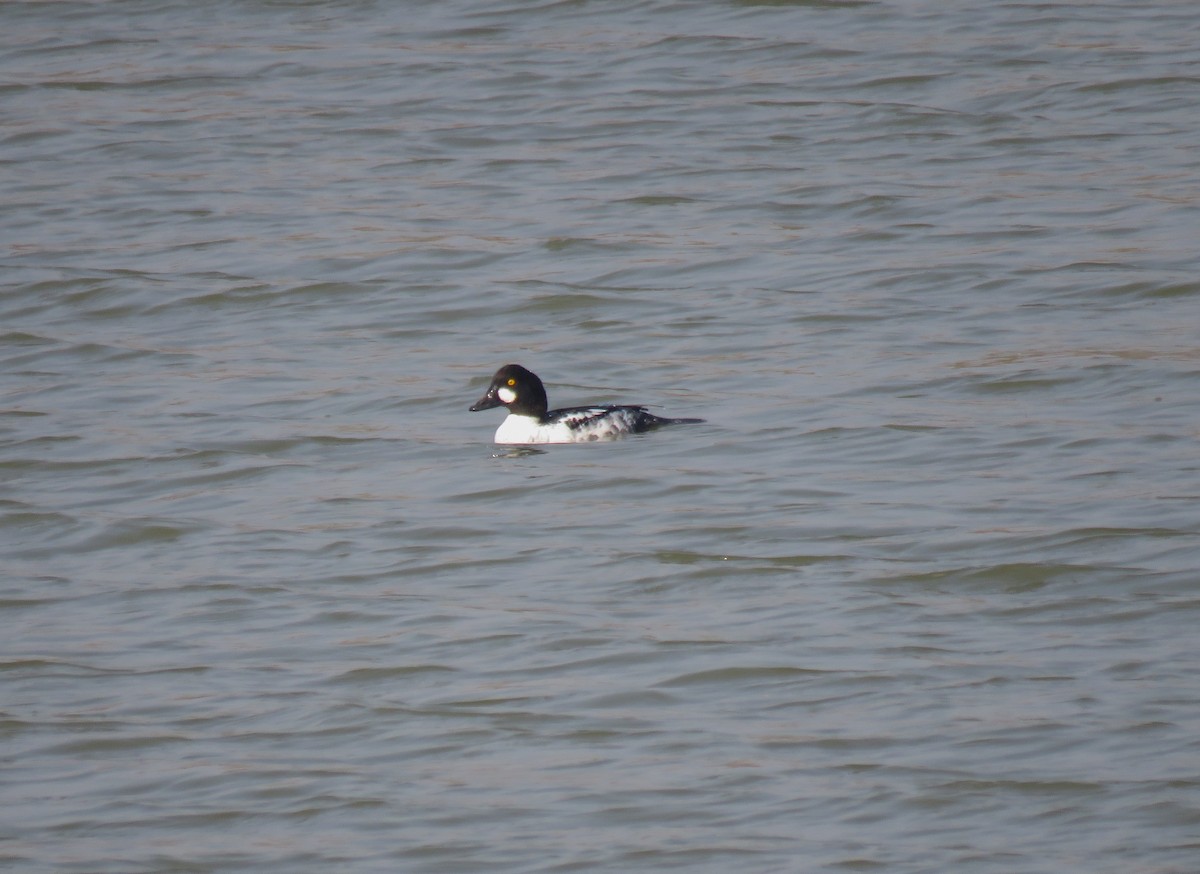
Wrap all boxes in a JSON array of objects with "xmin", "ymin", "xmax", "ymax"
[{"xmin": 636, "ymin": 412, "xmax": 705, "ymax": 431}]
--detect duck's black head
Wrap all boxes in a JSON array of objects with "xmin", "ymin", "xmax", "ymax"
[{"xmin": 469, "ymin": 364, "xmax": 549, "ymax": 419}]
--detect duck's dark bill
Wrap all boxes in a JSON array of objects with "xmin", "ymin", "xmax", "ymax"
[{"xmin": 469, "ymin": 391, "xmax": 502, "ymax": 412}]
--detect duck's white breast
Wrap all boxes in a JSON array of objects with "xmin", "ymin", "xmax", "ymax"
[{"xmin": 494, "ymin": 414, "xmax": 570, "ymax": 444}]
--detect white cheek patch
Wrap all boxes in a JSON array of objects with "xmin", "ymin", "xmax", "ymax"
[{"xmin": 497, "ymin": 386, "xmax": 517, "ymax": 404}]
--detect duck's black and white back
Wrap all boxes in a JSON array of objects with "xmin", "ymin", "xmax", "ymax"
[{"xmin": 469, "ymin": 364, "xmax": 702, "ymax": 445}]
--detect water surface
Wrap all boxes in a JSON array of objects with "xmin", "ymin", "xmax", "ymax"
[{"xmin": 3, "ymin": 1, "xmax": 1199, "ymax": 871}]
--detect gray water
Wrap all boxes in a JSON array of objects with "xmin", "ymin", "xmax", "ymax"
[{"xmin": 3, "ymin": 1, "xmax": 1199, "ymax": 871}]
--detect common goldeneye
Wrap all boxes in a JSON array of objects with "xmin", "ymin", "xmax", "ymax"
[{"xmin": 469, "ymin": 364, "xmax": 703, "ymax": 444}]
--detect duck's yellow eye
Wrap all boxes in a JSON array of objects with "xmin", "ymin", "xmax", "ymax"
[{"xmin": 507, "ymin": 378, "xmax": 516, "ymax": 386}]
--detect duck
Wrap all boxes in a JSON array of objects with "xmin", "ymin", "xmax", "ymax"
[{"xmin": 469, "ymin": 364, "xmax": 703, "ymax": 444}]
